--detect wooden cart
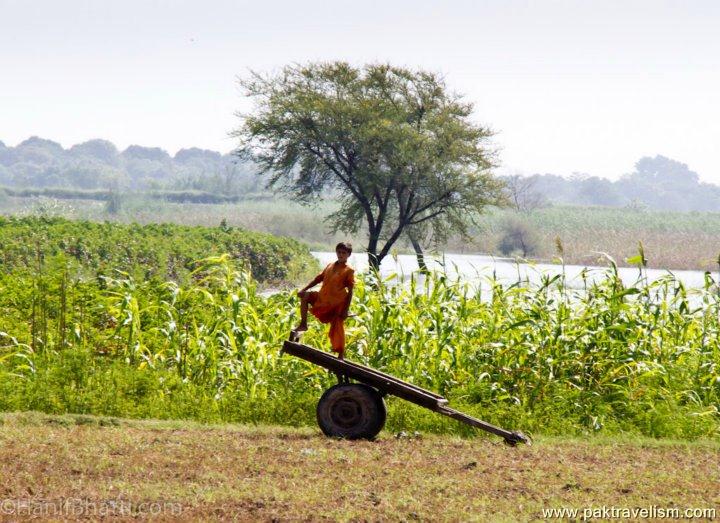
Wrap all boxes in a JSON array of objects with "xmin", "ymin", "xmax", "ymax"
[{"xmin": 282, "ymin": 340, "xmax": 529, "ymax": 445}]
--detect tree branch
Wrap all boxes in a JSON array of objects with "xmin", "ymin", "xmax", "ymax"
[
  {"xmin": 409, "ymin": 208, "xmax": 447, "ymax": 225},
  {"xmin": 304, "ymin": 144, "xmax": 376, "ymax": 231}
]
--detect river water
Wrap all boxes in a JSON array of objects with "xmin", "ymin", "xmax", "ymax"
[{"xmin": 312, "ymin": 252, "xmax": 713, "ymax": 291}]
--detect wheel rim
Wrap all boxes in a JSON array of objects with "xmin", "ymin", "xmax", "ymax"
[
  {"xmin": 330, "ymin": 396, "xmax": 363, "ymax": 429},
  {"xmin": 317, "ymin": 384, "xmax": 387, "ymax": 439}
]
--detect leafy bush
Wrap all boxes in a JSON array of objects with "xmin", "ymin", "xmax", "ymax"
[
  {"xmin": 497, "ymin": 216, "xmax": 541, "ymax": 257},
  {"xmin": 0, "ymin": 216, "xmax": 317, "ymax": 284}
]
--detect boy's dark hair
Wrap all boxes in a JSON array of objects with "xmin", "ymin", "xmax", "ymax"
[{"xmin": 335, "ymin": 241, "xmax": 353, "ymax": 254}]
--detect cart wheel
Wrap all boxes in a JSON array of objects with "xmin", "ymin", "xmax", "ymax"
[{"xmin": 316, "ymin": 384, "xmax": 386, "ymax": 440}]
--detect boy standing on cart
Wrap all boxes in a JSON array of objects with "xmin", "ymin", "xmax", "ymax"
[{"xmin": 292, "ymin": 242, "xmax": 354, "ymax": 359}]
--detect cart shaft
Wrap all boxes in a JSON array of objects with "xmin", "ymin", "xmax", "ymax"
[{"xmin": 281, "ymin": 340, "xmax": 529, "ymax": 445}]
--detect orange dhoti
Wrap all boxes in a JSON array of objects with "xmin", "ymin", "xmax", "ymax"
[
  {"xmin": 304, "ymin": 261, "xmax": 354, "ymax": 354},
  {"xmin": 306, "ymin": 291, "xmax": 346, "ymax": 352}
]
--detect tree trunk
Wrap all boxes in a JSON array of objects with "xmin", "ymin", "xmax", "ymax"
[
  {"xmin": 367, "ymin": 235, "xmax": 381, "ymax": 272},
  {"xmin": 408, "ymin": 234, "xmax": 428, "ymax": 273}
]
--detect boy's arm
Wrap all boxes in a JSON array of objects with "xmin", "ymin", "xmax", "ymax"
[
  {"xmin": 341, "ymin": 269, "xmax": 354, "ymax": 318},
  {"xmin": 341, "ymin": 287, "xmax": 353, "ymax": 319},
  {"xmin": 298, "ymin": 272, "xmax": 324, "ymax": 294}
]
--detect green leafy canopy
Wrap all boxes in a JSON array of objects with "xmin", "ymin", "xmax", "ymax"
[{"xmin": 233, "ymin": 62, "xmax": 505, "ymax": 268}]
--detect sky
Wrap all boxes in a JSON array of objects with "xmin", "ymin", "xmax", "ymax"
[{"xmin": 1, "ymin": 0, "xmax": 719, "ymax": 181}]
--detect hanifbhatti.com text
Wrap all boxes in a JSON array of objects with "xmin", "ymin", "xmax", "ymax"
[{"xmin": 1, "ymin": 498, "xmax": 183, "ymax": 518}]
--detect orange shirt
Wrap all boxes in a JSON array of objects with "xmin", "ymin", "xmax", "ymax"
[{"xmin": 316, "ymin": 262, "xmax": 354, "ymax": 308}]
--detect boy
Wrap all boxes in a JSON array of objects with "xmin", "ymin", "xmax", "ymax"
[{"xmin": 292, "ymin": 242, "xmax": 354, "ymax": 359}]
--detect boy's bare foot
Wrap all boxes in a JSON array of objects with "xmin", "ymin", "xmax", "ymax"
[{"xmin": 289, "ymin": 325, "xmax": 307, "ymax": 342}]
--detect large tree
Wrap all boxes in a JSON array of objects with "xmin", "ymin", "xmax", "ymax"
[{"xmin": 233, "ymin": 62, "xmax": 504, "ymax": 269}]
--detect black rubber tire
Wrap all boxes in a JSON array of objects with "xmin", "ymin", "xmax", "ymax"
[{"xmin": 316, "ymin": 383, "xmax": 387, "ymax": 440}]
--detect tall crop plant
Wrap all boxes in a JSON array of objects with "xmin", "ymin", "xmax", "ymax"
[{"xmin": 0, "ymin": 254, "xmax": 719, "ymax": 437}]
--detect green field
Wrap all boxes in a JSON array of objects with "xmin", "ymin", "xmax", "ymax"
[
  {"xmin": 0, "ymin": 193, "xmax": 349, "ymax": 252},
  {"xmin": 0, "ymin": 208, "xmax": 719, "ymax": 521},
  {"xmin": 1, "ymin": 218, "xmax": 719, "ymax": 439},
  {"xmin": 0, "ymin": 215, "xmax": 317, "ymax": 283},
  {"xmin": 3, "ymin": 193, "xmax": 720, "ymax": 269}
]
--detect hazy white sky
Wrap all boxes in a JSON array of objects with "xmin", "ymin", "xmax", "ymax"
[{"xmin": 1, "ymin": 0, "xmax": 719, "ymax": 181}]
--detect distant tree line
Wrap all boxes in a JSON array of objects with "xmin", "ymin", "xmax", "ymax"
[
  {"xmin": 0, "ymin": 136, "xmax": 263, "ymax": 195},
  {"xmin": 512, "ymin": 155, "xmax": 720, "ymax": 212},
  {"xmin": 2, "ymin": 138, "xmax": 717, "ymax": 212}
]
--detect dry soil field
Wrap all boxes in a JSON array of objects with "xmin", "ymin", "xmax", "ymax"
[{"xmin": 1, "ymin": 413, "xmax": 719, "ymax": 521}]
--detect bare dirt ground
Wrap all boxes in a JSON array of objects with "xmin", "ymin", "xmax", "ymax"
[{"xmin": 0, "ymin": 412, "xmax": 718, "ymax": 522}]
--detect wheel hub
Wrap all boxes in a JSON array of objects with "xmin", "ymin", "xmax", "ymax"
[{"xmin": 331, "ymin": 397, "xmax": 363, "ymax": 428}]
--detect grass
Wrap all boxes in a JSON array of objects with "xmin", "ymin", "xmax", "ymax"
[
  {"xmin": 0, "ymin": 194, "xmax": 351, "ymax": 252},
  {"xmin": 4, "ymin": 193, "xmax": 720, "ymax": 269},
  {"xmin": 523, "ymin": 206, "xmax": 720, "ymax": 270},
  {"xmin": 0, "ymin": 412, "xmax": 718, "ymax": 521},
  {"xmin": 445, "ymin": 205, "xmax": 720, "ymax": 270}
]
